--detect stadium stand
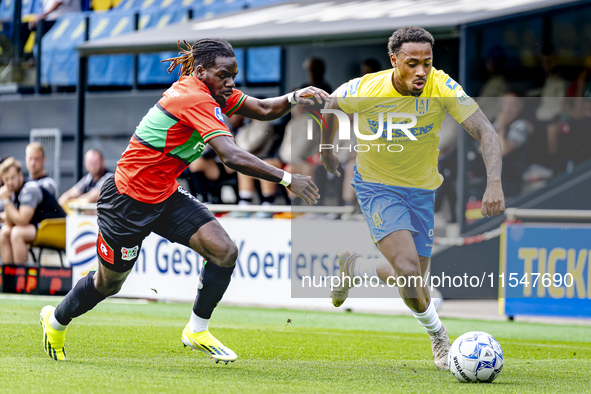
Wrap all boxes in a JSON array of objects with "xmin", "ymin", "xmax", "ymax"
[
  {"xmin": 29, "ymin": 0, "xmax": 288, "ymax": 87},
  {"xmin": 40, "ymin": 12, "xmax": 88, "ymax": 86},
  {"xmin": 246, "ymin": 46, "xmax": 280, "ymax": 83},
  {"xmin": 21, "ymin": 0, "xmax": 43, "ymax": 22},
  {"xmin": 137, "ymin": 7, "xmax": 187, "ymax": 85},
  {"xmin": 88, "ymin": 10, "xmax": 135, "ymax": 85}
]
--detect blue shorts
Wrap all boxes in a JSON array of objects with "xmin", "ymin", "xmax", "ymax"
[{"xmin": 352, "ymin": 166, "xmax": 435, "ymax": 258}]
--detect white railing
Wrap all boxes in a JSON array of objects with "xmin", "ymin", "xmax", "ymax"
[
  {"xmin": 68, "ymin": 202, "xmax": 354, "ymax": 215},
  {"xmin": 504, "ymin": 208, "xmax": 591, "ymax": 220}
]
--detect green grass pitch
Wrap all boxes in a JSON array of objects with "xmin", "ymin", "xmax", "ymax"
[{"xmin": 1, "ymin": 296, "xmax": 590, "ymax": 393}]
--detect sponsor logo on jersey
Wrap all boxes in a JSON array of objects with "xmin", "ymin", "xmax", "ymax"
[
  {"xmin": 415, "ymin": 98, "xmax": 429, "ymax": 115},
  {"xmin": 340, "ymin": 84, "xmax": 348, "ymax": 98},
  {"xmin": 349, "ymin": 78, "xmax": 361, "ymax": 96},
  {"xmin": 445, "ymin": 77, "xmax": 458, "ymax": 91},
  {"xmin": 367, "ymin": 119, "xmax": 434, "ymax": 139},
  {"xmin": 214, "ymin": 107, "xmax": 224, "ymax": 123},
  {"xmin": 121, "ymin": 245, "xmax": 139, "ymax": 261},
  {"xmin": 456, "ymin": 89, "xmax": 474, "ymax": 106},
  {"xmin": 193, "ymin": 141, "xmax": 206, "ymax": 153},
  {"xmin": 177, "ymin": 185, "xmax": 199, "ymax": 202},
  {"xmin": 167, "ymin": 87, "xmax": 180, "ymax": 97}
]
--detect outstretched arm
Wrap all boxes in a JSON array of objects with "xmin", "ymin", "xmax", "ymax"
[
  {"xmin": 208, "ymin": 136, "xmax": 320, "ymax": 205},
  {"xmin": 235, "ymin": 87, "xmax": 330, "ymax": 121},
  {"xmin": 319, "ymin": 92, "xmax": 344, "ymax": 177},
  {"xmin": 461, "ymin": 108, "xmax": 505, "ymax": 217}
]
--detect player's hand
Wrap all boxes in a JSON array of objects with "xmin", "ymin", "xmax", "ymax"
[
  {"xmin": 320, "ymin": 152, "xmax": 341, "ymax": 177},
  {"xmin": 294, "ymin": 87, "xmax": 331, "ymax": 106},
  {"xmin": 287, "ymin": 175, "xmax": 320, "ymax": 205},
  {"xmin": 481, "ymin": 180, "xmax": 505, "ymax": 217},
  {"xmin": 0, "ymin": 185, "xmax": 11, "ymax": 200}
]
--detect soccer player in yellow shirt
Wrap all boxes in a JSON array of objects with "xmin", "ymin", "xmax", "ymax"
[{"xmin": 320, "ymin": 26, "xmax": 505, "ymax": 370}]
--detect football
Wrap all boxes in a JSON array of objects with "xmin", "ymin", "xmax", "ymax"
[{"xmin": 448, "ymin": 331, "xmax": 504, "ymax": 383}]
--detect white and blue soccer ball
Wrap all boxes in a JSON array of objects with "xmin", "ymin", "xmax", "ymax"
[{"xmin": 448, "ymin": 331, "xmax": 504, "ymax": 383}]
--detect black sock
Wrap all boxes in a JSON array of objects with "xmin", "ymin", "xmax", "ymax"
[
  {"xmin": 54, "ymin": 271, "xmax": 107, "ymax": 326},
  {"xmin": 192, "ymin": 262, "xmax": 235, "ymax": 319},
  {"xmin": 261, "ymin": 194, "xmax": 275, "ymax": 205}
]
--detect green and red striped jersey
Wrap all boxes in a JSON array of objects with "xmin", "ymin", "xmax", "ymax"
[{"xmin": 115, "ymin": 75, "xmax": 247, "ymax": 203}]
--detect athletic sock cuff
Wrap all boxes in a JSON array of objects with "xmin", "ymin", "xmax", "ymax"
[
  {"xmin": 204, "ymin": 262, "xmax": 235, "ymax": 277},
  {"xmin": 54, "ymin": 308, "xmax": 70, "ymax": 326}
]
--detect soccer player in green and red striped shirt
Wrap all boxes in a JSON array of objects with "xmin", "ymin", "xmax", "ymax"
[{"xmin": 40, "ymin": 38, "xmax": 329, "ymax": 363}]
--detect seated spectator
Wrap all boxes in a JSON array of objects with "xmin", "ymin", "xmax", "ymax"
[
  {"xmin": 478, "ymin": 46, "xmax": 508, "ymax": 121},
  {"xmin": 0, "ymin": 158, "xmax": 66, "ymax": 265},
  {"xmin": 25, "ymin": 142, "xmax": 58, "ymax": 197},
  {"xmin": 526, "ymin": 46, "xmax": 568, "ymax": 178},
  {"xmin": 473, "ymin": 92, "xmax": 532, "ymax": 197},
  {"xmin": 563, "ymin": 55, "xmax": 591, "ymax": 166},
  {"xmin": 360, "ymin": 58, "xmax": 381, "ymax": 76},
  {"xmin": 234, "ymin": 118, "xmax": 284, "ymax": 217},
  {"xmin": 185, "ymin": 114, "xmax": 243, "ymax": 203},
  {"xmin": 58, "ymin": 149, "xmax": 113, "ymax": 208},
  {"xmin": 28, "ymin": 0, "xmax": 81, "ymax": 33}
]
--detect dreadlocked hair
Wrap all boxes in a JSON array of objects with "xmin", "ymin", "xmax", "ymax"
[{"xmin": 162, "ymin": 38, "xmax": 236, "ymax": 77}]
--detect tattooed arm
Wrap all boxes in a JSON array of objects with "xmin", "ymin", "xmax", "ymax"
[{"xmin": 461, "ymin": 109, "xmax": 505, "ymax": 217}]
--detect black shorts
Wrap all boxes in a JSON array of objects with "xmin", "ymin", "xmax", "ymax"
[{"xmin": 96, "ymin": 176, "xmax": 215, "ymax": 273}]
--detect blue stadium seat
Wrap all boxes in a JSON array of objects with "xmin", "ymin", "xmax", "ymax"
[
  {"xmin": 234, "ymin": 47, "xmax": 244, "ymax": 85},
  {"xmin": 113, "ymin": 0, "xmax": 143, "ymax": 11},
  {"xmin": 0, "ymin": 0, "xmax": 15, "ymax": 23},
  {"xmin": 21, "ymin": 0, "xmax": 36, "ymax": 20},
  {"xmin": 137, "ymin": 7, "xmax": 187, "ymax": 85},
  {"xmin": 88, "ymin": 10, "xmax": 135, "ymax": 85},
  {"xmin": 246, "ymin": 46, "xmax": 280, "ymax": 83},
  {"xmin": 192, "ymin": 0, "xmax": 247, "ymax": 20},
  {"xmin": 246, "ymin": 0, "xmax": 287, "ymax": 9},
  {"xmin": 41, "ymin": 13, "xmax": 89, "ymax": 85}
]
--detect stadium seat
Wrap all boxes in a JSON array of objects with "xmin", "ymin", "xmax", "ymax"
[
  {"xmin": 41, "ymin": 13, "xmax": 89, "ymax": 86},
  {"xmin": 137, "ymin": 7, "xmax": 188, "ymax": 85},
  {"xmin": 246, "ymin": 0, "xmax": 287, "ymax": 9},
  {"xmin": 0, "ymin": 0, "xmax": 14, "ymax": 23},
  {"xmin": 28, "ymin": 218, "xmax": 67, "ymax": 267},
  {"xmin": 21, "ymin": 0, "xmax": 38, "ymax": 22},
  {"xmin": 88, "ymin": 10, "xmax": 135, "ymax": 86},
  {"xmin": 193, "ymin": 0, "xmax": 247, "ymax": 20},
  {"xmin": 246, "ymin": 46, "xmax": 280, "ymax": 83},
  {"xmin": 92, "ymin": 0, "xmax": 115, "ymax": 12}
]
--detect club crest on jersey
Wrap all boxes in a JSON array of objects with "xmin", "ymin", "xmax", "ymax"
[
  {"xmin": 415, "ymin": 98, "xmax": 429, "ymax": 115},
  {"xmin": 121, "ymin": 245, "xmax": 139, "ymax": 261},
  {"xmin": 214, "ymin": 107, "xmax": 224, "ymax": 123}
]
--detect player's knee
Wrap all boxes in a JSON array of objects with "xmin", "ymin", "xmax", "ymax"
[
  {"xmin": 217, "ymin": 242, "xmax": 238, "ymax": 268},
  {"xmin": 95, "ymin": 279, "xmax": 125, "ymax": 297},
  {"xmin": 394, "ymin": 258, "xmax": 422, "ymax": 280}
]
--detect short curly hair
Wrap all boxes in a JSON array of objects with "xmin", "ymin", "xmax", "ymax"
[{"xmin": 388, "ymin": 26, "xmax": 434, "ymax": 56}]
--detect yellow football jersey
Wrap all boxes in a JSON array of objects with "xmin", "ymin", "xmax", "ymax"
[{"xmin": 337, "ymin": 67, "xmax": 479, "ymax": 190}]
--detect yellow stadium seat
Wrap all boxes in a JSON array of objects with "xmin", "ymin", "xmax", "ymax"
[
  {"xmin": 92, "ymin": 0, "xmax": 113, "ymax": 11},
  {"xmin": 29, "ymin": 218, "xmax": 66, "ymax": 267}
]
